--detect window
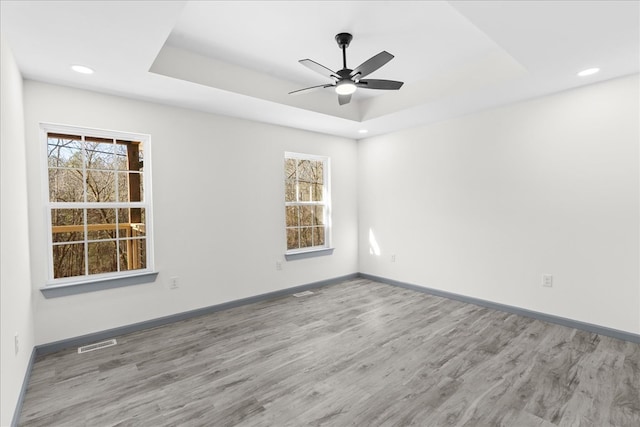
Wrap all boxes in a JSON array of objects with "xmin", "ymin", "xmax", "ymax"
[
  {"xmin": 43, "ymin": 124, "xmax": 153, "ymax": 285},
  {"xmin": 284, "ymin": 152, "xmax": 331, "ymax": 257}
]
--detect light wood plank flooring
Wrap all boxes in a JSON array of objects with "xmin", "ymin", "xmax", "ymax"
[{"xmin": 18, "ymin": 278, "xmax": 640, "ymax": 426}]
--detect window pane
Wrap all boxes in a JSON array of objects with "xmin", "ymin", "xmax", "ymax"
[
  {"xmin": 114, "ymin": 143, "xmax": 128, "ymax": 170},
  {"xmin": 87, "ymin": 208, "xmax": 116, "ymax": 240},
  {"xmin": 300, "ymin": 206, "xmax": 313, "ymax": 226},
  {"xmin": 118, "ymin": 239, "xmax": 129, "ymax": 271},
  {"xmin": 138, "ymin": 145, "xmax": 144, "ymax": 172},
  {"xmin": 284, "ymin": 158, "xmax": 296, "ymax": 180},
  {"xmin": 117, "ymin": 208, "xmax": 128, "ymax": 238},
  {"xmin": 48, "ymin": 138, "xmax": 83, "ymax": 168},
  {"xmin": 139, "ymin": 173, "xmax": 144, "ymax": 201},
  {"xmin": 116, "ymin": 172, "xmax": 143, "ymax": 202},
  {"xmin": 51, "ymin": 209, "xmax": 84, "ymax": 242},
  {"xmin": 311, "ymin": 160, "xmax": 323, "ymax": 184},
  {"xmin": 300, "ymin": 227, "xmax": 313, "ymax": 248},
  {"xmin": 121, "ymin": 141, "xmax": 143, "ymax": 172},
  {"xmin": 311, "ymin": 183, "xmax": 323, "ymax": 202},
  {"xmin": 119, "ymin": 238, "xmax": 146, "ymax": 271},
  {"xmin": 298, "ymin": 181, "xmax": 312, "ymax": 201},
  {"xmin": 129, "ymin": 208, "xmax": 145, "ymax": 237},
  {"xmin": 53, "ymin": 243, "xmax": 85, "ymax": 278},
  {"xmin": 88, "ymin": 240, "xmax": 118, "ymax": 275},
  {"xmin": 86, "ymin": 171, "xmax": 116, "ymax": 202},
  {"xmin": 49, "ymin": 168, "xmax": 84, "ymax": 202},
  {"xmin": 138, "ymin": 239, "xmax": 147, "ymax": 270},
  {"xmin": 129, "ymin": 172, "xmax": 143, "ymax": 202},
  {"xmin": 313, "ymin": 227, "xmax": 325, "ymax": 246},
  {"xmin": 286, "ymin": 206, "xmax": 298, "ymax": 227},
  {"xmin": 314, "ymin": 206, "xmax": 324, "ymax": 226},
  {"xmin": 298, "ymin": 159, "xmax": 323, "ymax": 184},
  {"xmin": 85, "ymin": 141, "xmax": 115, "ymax": 170},
  {"xmin": 287, "ymin": 228, "xmax": 299, "ymax": 250},
  {"xmin": 117, "ymin": 172, "xmax": 129, "ymax": 202},
  {"xmin": 298, "ymin": 159, "xmax": 313, "ymax": 183},
  {"xmin": 285, "ymin": 179, "xmax": 296, "ymax": 202}
]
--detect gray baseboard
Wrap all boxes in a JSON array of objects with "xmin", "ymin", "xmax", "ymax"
[
  {"xmin": 36, "ymin": 273, "xmax": 359, "ymax": 356},
  {"xmin": 359, "ymin": 273, "xmax": 640, "ymax": 344},
  {"xmin": 11, "ymin": 347, "xmax": 36, "ymax": 427}
]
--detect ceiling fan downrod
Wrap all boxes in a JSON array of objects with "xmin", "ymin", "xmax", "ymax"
[{"xmin": 335, "ymin": 33, "xmax": 353, "ymax": 71}]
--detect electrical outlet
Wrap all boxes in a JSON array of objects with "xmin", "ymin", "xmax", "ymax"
[
  {"xmin": 391, "ymin": 254, "xmax": 396, "ymax": 263},
  {"xmin": 169, "ymin": 276, "xmax": 179, "ymax": 290},
  {"xmin": 276, "ymin": 261, "xmax": 282, "ymax": 271},
  {"xmin": 542, "ymin": 274, "xmax": 553, "ymax": 288},
  {"xmin": 14, "ymin": 332, "xmax": 19, "ymax": 355}
]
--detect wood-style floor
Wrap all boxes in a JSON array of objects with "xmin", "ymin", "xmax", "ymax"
[{"xmin": 18, "ymin": 278, "xmax": 640, "ymax": 426}]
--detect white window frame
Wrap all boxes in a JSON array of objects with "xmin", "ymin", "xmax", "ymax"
[
  {"xmin": 40, "ymin": 123, "xmax": 155, "ymax": 295},
  {"xmin": 284, "ymin": 152, "xmax": 333, "ymax": 260}
]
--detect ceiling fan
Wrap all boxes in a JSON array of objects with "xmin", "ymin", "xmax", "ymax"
[{"xmin": 289, "ymin": 33, "xmax": 404, "ymax": 106}]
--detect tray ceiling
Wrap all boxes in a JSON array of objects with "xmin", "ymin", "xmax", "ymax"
[{"xmin": 1, "ymin": 1, "xmax": 638, "ymax": 138}]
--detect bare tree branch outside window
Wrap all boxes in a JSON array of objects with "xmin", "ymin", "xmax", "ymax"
[
  {"xmin": 47, "ymin": 133, "xmax": 147, "ymax": 279},
  {"xmin": 284, "ymin": 154, "xmax": 328, "ymax": 251}
]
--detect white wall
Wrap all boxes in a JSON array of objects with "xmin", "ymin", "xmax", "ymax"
[
  {"xmin": 16, "ymin": 61, "xmax": 640, "ymax": 351},
  {"xmin": 1, "ymin": 35, "xmax": 36, "ymax": 426},
  {"xmin": 23, "ymin": 81, "xmax": 358, "ymax": 345},
  {"xmin": 358, "ymin": 74, "xmax": 640, "ymax": 334}
]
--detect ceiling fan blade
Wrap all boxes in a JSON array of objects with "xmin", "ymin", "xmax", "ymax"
[
  {"xmin": 299, "ymin": 59, "xmax": 339, "ymax": 80},
  {"xmin": 289, "ymin": 84, "xmax": 334, "ymax": 95},
  {"xmin": 338, "ymin": 94, "xmax": 352, "ymax": 105},
  {"xmin": 350, "ymin": 51, "xmax": 394, "ymax": 79},
  {"xmin": 356, "ymin": 79, "xmax": 404, "ymax": 90}
]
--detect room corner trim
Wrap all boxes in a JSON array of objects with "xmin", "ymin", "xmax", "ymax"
[{"xmin": 359, "ymin": 273, "xmax": 640, "ymax": 344}]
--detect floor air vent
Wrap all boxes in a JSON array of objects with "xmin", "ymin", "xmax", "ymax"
[
  {"xmin": 293, "ymin": 291, "xmax": 314, "ymax": 297},
  {"xmin": 78, "ymin": 339, "xmax": 117, "ymax": 354}
]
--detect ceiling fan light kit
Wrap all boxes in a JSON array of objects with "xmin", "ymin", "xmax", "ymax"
[
  {"xmin": 335, "ymin": 80, "xmax": 356, "ymax": 95},
  {"xmin": 289, "ymin": 32, "xmax": 404, "ymax": 105}
]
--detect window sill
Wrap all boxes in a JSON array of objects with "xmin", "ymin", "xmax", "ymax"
[
  {"xmin": 40, "ymin": 271, "xmax": 158, "ymax": 298},
  {"xmin": 284, "ymin": 247, "xmax": 334, "ymax": 261}
]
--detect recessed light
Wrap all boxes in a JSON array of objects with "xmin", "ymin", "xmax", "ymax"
[
  {"xmin": 71, "ymin": 65, "xmax": 94, "ymax": 75},
  {"xmin": 358, "ymin": 129, "xmax": 368, "ymax": 134},
  {"xmin": 577, "ymin": 68, "xmax": 599, "ymax": 77}
]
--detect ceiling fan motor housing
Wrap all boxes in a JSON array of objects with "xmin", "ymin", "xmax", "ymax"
[
  {"xmin": 335, "ymin": 33, "xmax": 353, "ymax": 49},
  {"xmin": 337, "ymin": 69, "xmax": 353, "ymax": 79}
]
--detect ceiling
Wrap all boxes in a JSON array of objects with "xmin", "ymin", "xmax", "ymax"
[{"xmin": 1, "ymin": 1, "xmax": 638, "ymax": 139}]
